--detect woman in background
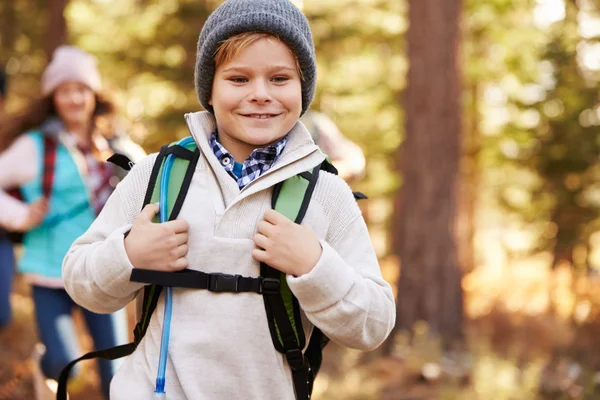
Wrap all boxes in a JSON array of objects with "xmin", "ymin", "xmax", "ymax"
[{"xmin": 0, "ymin": 46, "xmax": 145, "ymax": 399}]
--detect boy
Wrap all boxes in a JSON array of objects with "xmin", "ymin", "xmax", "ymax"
[{"xmin": 62, "ymin": 0, "xmax": 395, "ymax": 398}]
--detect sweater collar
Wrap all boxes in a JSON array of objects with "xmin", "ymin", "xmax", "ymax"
[{"xmin": 184, "ymin": 111, "xmax": 326, "ymax": 207}]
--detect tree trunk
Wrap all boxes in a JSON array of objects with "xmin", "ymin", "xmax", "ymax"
[
  {"xmin": 389, "ymin": 0, "xmax": 464, "ymax": 350},
  {"xmin": 0, "ymin": 1, "xmax": 18, "ymax": 62},
  {"xmin": 458, "ymin": 84, "xmax": 480, "ymax": 275},
  {"xmin": 45, "ymin": 0, "xmax": 69, "ymax": 58}
]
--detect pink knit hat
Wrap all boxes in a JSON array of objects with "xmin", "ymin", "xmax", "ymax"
[{"xmin": 41, "ymin": 45, "xmax": 102, "ymax": 96}]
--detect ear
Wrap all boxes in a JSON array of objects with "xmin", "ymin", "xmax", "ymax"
[{"xmin": 208, "ymin": 97, "xmax": 212, "ymax": 106}]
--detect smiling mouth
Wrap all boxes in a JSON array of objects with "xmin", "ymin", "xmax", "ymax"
[{"xmin": 242, "ymin": 114, "xmax": 280, "ymax": 120}]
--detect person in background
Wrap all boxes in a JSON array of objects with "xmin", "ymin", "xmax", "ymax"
[
  {"xmin": 0, "ymin": 46, "xmax": 145, "ymax": 399},
  {"xmin": 0, "ymin": 67, "xmax": 15, "ymax": 329},
  {"xmin": 301, "ymin": 109, "xmax": 366, "ymax": 182}
]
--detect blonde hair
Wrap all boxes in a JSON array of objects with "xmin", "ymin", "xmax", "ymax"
[{"xmin": 214, "ymin": 32, "xmax": 304, "ymax": 80}]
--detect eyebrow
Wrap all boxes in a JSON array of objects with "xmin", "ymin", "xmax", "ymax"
[{"xmin": 221, "ymin": 65, "xmax": 297, "ymax": 73}]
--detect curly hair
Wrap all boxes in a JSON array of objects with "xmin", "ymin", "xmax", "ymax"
[{"xmin": 0, "ymin": 91, "xmax": 118, "ymax": 152}]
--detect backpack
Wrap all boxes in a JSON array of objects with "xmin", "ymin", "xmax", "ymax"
[
  {"xmin": 57, "ymin": 136, "xmax": 366, "ymax": 400},
  {"xmin": 4, "ymin": 134, "xmax": 58, "ymax": 243}
]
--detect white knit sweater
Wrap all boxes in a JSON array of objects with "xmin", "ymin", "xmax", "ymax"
[{"xmin": 62, "ymin": 111, "xmax": 395, "ymax": 400}]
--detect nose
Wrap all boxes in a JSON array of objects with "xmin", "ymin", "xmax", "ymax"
[
  {"xmin": 249, "ymin": 78, "xmax": 272, "ymax": 104},
  {"xmin": 66, "ymin": 90, "xmax": 84, "ymax": 105}
]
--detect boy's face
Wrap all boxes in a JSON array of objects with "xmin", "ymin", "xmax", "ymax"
[{"xmin": 210, "ymin": 37, "xmax": 302, "ymax": 159}]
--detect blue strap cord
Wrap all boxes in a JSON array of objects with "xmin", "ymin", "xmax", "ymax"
[{"xmin": 155, "ymin": 137, "xmax": 195, "ymax": 395}]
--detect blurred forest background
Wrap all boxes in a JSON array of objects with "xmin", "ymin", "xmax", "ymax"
[{"xmin": 4, "ymin": 0, "xmax": 600, "ymax": 399}]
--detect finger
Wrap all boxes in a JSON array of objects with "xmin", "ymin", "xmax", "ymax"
[
  {"xmin": 263, "ymin": 209, "xmax": 291, "ymax": 225},
  {"xmin": 29, "ymin": 213, "xmax": 43, "ymax": 226},
  {"xmin": 30, "ymin": 203, "xmax": 43, "ymax": 213},
  {"xmin": 253, "ymin": 233, "xmax": 271, "ymax": 250},
  {"xmin": 30, "ymin": 204, "xmax": 47, "ymax": 218},
  {"xmin": 138, "ymin": 203, "xmax": 159, "ymax": 221},
  {"xmin": 39, "ymin": 202, "xmax": 49, "ymax": 214},
  {"xmin": 171, "ymin": 244, "xmax": 189, "ymax": 259},
  {"xmin": 252, "ymin": 249, "xmax": 269, "ymax": 263},
  {"xmin": 256, "ymin": 220, "xmax": 275, "ymax": 237},
  {"xmin": 30, "ymin": 199, "xmax": 44, "ymax": 210},
  {"xmin": 168, "ymin": 257, "xmax": 188, "ymax": 271},
  {"xmin": 164, "ymin": 219, "xmax": 189, "ymax": 233},
  {"xmin": 32, "ymin": 209, "xmax": 46, "ymax": 219},
  {"xmin": 174, "ymin": 232, "xmax": 188, "ymax": 246},
  {"xmin": 32, "ymin": 198, "xmax": 48, "ymax": 211},
  {"xmin": 38, "ymin": 203, "xmax": 49, "ymax": 214}
]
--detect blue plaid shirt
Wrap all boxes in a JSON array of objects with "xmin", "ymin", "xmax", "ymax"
[{"xmin": 209, "ymin": 131, "xmax": 287, "ymax": 189}]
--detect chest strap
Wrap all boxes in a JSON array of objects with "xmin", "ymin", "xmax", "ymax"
[{"xmin": 130, "ymin": 268, "xmax": 271, "ymax": 294}]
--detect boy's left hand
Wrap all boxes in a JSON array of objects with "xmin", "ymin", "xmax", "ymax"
[{"xmin": 253, "ymin": 209, "xmax": 322, "ymax": 276}]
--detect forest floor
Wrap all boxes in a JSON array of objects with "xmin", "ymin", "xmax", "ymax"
[
  {"xmin": 2, "ymin": 255, "xmax": 600, "ymax": 400},
  {"xmin": 314, "ymin": 256, "xmax": 600, "ymax": 400}
]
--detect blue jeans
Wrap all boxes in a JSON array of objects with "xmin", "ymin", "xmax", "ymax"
[
  {"xmin": 0, "ymin": 235, "xmax": 14, "ymax": 327},
  {"xmin": 31, "ymin": 286, "xmax": 128, "ymax": 399}
]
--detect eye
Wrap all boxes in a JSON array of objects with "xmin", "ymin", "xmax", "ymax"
[
  {"xmin": 272, "ymin": 76, "xmax": 290, "ymax": 83},
  {"xmin": 228, "ymin": 77, "xmax": 248, "ymax": 83}
]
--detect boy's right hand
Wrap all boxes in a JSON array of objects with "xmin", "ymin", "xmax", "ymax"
[{"xmin": 124, "ymin": 203, "xmax": 190, "ymax": 271}]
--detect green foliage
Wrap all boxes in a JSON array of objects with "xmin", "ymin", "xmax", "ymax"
[
  {"xmin": 6, "ymin": 0, "xmax": 600, "ymax": 270},
  {"xmin": 487, "ymin": 1, "xmax": 600, "ymax": 269},
  {"xmin": 68, "ymin": 0, "xmax": 214, "ymax": 150},
  {"xmin": 69, "ymin": 0, "xmax": 403, "ymax": 199},
  {"xmin": 0, "ymin": 1, "xmax": 403, "ymax": 258},
  {"xmin": 0, "ymin": 0, "xmax": 49, "ymax": 109},
  {"xmin": 303, "ymin": 0, "xmax": 404, "ymax": 200}
]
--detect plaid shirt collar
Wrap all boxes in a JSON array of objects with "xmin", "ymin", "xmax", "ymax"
[{"xmin": 209, "ymin": 131, "xmax": 288, "ymax": 189}]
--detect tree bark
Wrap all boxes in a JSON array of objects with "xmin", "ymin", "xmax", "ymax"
[
  {"xmin": 390, "ymin": 0, "xmax": 464, "ymax": 349},
  {"xmin": 458, "ymin": 84, "xmax": 480, "ymax": 275},
  {"xmin": 0, "ymin": 1, "xmax": 18, "ymax": 61},
  {"xmin": 45, "ymin": 0, "xmax": 69, "ymax": 58}
]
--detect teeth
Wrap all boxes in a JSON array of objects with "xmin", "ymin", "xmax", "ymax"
[{"xmin": 249, "ymin": 114, "xmax": 272, "ymax": 119}]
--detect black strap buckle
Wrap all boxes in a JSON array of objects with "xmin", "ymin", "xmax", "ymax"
[
  {"xmin": 286, "ymin": 349, "xmax": 305, "ymax": 371},
  {"xmin": 208, "ymin": 273, "xmax": 241, "ymax": 292},
  {"xmin": 260, "ymin": 277, "xmax": 280, "ymax": 294}
]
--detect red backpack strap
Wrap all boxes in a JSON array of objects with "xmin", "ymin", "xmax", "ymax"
[{"xmin": 41, "ymin": 135, "xmax": 58, "ymax": 199}]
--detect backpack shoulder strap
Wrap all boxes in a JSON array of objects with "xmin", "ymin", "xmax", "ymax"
[
  {"xmin": 143, "ymin": 137, "xmax": 199, "ymax": 220},
  {"xmin": 261, "ymin": 163, "xmax": 322, "ymax": 400},
  {"xmin": 57, "ymin": 137, "xmax": 199, "ymax": 400},
  {"xmin": 133, "ymin": 135, "xmax": 199, "ymax": 332},
  {"xmin": 319, "ymin": 158, "xmax": 338, "ymax": 175},
  {"xmin": 319, "ymin": 158, "xmax": 368, "ymax": 201},
  {"xmin": 132, "ymin": 136, "xmax": 200, "ymax": 339},
  {"xmin": 41, "ymin": 135, "xmax": 58, "ymax": 198},
  {"xmin": 6, "ymin": 134, "xmax": 58, "ymax": 244},
  {"xmin": 264, "ymin": 157, "xmax": 362, "ymax": 399}
]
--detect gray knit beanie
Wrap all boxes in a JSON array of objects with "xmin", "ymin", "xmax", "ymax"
[{"xmin": 195, "ymin": 0, "xmax": 316, "ymax": 115}]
